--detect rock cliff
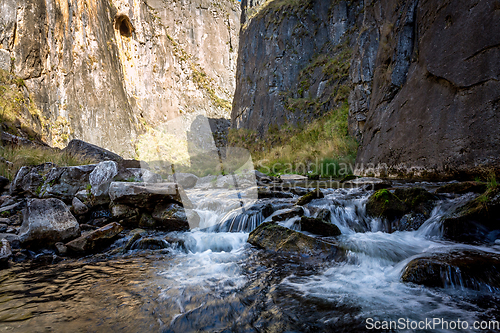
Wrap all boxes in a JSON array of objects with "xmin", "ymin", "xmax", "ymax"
[
  {"xmin": 232, "ymin": 0, "xmax": 500, "ymax": 180},
  {"xmin": 0, "ymin": 0, "xmax": 240, "ymax": 157}
]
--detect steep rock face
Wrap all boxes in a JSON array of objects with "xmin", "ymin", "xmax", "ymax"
[
  {"xmin": 233, "ymin": 0, "xmax": 500, "ymax": 180},
  {"xmin": 354, "ymin": 0, "xmax": 500, "ymax": 180},
  {"xmin": 0, "ymin": 0, "xmax": 240, "ymax": 156},
  {"xmin": 232, "ymin": 0, "xmax": 360, "ymax": 135}
]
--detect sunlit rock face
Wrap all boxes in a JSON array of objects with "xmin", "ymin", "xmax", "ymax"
[{"xmin": 0, "ymin": 0, "xmax": 240, "ymax": 157}]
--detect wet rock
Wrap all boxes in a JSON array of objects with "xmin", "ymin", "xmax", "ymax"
[
  {"xmin": 397, "ymin": 213, "xmax": 427, "ymax": 232},
  {"xmin": 108, "ymin": 182, "xmax": 184, "ymax": 208},
  {"xmin": 441, "ymin": 186, "xmax": 500, "ymax": 243},
  {"xmin": 248, "ymin": 222, "xmax": 343, "ymax": 259},
  {"xmin": 258, "ymin": 188, "xmax": 294, "ymax": 199},
  {"xmin": 130, "ymin": 237, "xmax": 169, "ymax": 250},
  {"xmin": 295, "ymin": 189, "xmax": 324, "ymax": 206},
  {"xmin": 0, "ymin": 224, "xmax": 7, "ymax": 233},
  {"xmin": 401, "ymin": 249, "xmax": 500, "ymax": 290},
  {"xmin": 366, "ymin": 189, "xmax": 407, "ymax": 219},
  {"xmin": 272, "ymin": 207, "xmax": 304, "ymax": 222},
  {"xmin": 72, "ymin": 197, "xmax": 88, "ymax": 215},
  {"xmin": 0, "ymin": 176, "xmax": 9, "ymax": 190},
  {"xmin": 123, "ymin": 229, "xmax": 148, "ymax": 251},
  {"xmin": 66, "ymin": 222, "xmax": 123, "ymax": 253},
  {"xmin": 436, "ymin": 181, "xmax": 488, "ymax": 195},
  {"xmin": 255, "ymin": 170, "xmax": 277, "ymax": 184},
  {"xmin": 0, "ymin": 218, "xmax": 9, "ymax": 224},
  {"xmin": 151, "ymin": 203, "xmax": 190, "ymax": 231},
  {"xmin": 300, "ymin": 217, "xmax": 341, "ymax": 237},
  {"xmin": 54, "ymin": 242, "xmax": 67, "ymax": 255},
  {"xmin": 394, "ymin": 187, "xmax": 438, "ymax": 215},
  {"xmin": 0, "ymin": 239, "xmax": 12, "ymax": 267},
  {"xmin": 316, "ymin": 209, "xmax": 332, "ymax": 222},
  {"xmin": 89, "ymin": 161, "xmax": 118, "ymax": 204},
  {"xmin": 63, "ymin": 139, "xmax": 123, "ymax": 163},
  {"xmin": 19, "ymin": 198, "xmax": 80, "ymax": 249},
  {"xmin": 79, "ymin": 224, "xmax": 97, "ymax": 231},
  {"xmin": 75, "ymin": 190, "xmax": 91, "ymax": 205}
]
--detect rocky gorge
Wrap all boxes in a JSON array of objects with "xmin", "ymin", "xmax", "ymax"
[{"xmin": 0, "ymin": 0, "xmax": 500, "ymax": 331}]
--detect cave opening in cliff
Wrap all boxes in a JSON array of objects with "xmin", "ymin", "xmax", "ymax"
[{"xmin": 114, "ymin": 15, "xmax": 134, "ymax": 38}]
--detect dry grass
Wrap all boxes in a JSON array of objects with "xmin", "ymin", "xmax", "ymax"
[
  {"xmin": 228, "ymin": 102, "xmax": 358, "ymax": 177},
  {"xmin": 0, "ymin": 145, "xmax": 92, "ymax": 181}
]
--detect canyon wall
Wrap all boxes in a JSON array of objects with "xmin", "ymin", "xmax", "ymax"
[
  {"xmin": 232, "ymin": 0, "xmax": 500, "ymax": 180},
  {"xmin": 0, "ymin": 0, "xmax": 240, "ymax": 157}
]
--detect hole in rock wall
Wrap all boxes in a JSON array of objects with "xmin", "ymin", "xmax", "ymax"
[{"xmin": 114, "ymin": 15, "xmax": 134, "ymax": 37}]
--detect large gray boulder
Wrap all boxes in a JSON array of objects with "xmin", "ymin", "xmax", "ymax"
[
  {"xmin": 89, "ymin": 161, "xmax": 118, "ymax": 204},
  {"xmin": 63, "ymin": 139, "xmax": 123, "ymax": 163},
  {"xmin": 109, "ymin": 182, "xmax": 185, "ymax": 208},
  {"xmin": 10, "ymin": 163, "xmax": 96, "ymax": 202},
  {"xmin": 169, "ymin": 173, "xmax": 198, "ymax": 189},
  {"xmin": 19, "ymin": 198, "xmax": 81, "ymax": 248}
]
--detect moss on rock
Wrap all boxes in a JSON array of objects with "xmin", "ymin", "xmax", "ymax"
[{"xmin": 366, "ymin": 189, "xmax": 407, "ymax": 219}]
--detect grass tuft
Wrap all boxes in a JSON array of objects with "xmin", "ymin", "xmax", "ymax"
[{"xmin": 0, "ymin": 145, "xmax": 92, "ymax": 181}]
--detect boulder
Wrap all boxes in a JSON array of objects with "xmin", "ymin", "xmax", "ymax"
[
  {"xmin": 0, "ymin": 234, "xmax": 19, "ymax": 248},
  {"xmin": 111, "ymin": 204, "xmax": 140, "ymax": 227},
  {"xmin": 108, "ymin": 182, "xmax": 184, "ymax": 208},
  {"xmin": 116, "ymin": 168, "xmax": 162, "ymax": 183},
  {"xmin": 129, "ymin": 237, "xmax": 169, "ymax": 250},
  {"xmin": 65, "ymin": 222, "xmax": 124, "ymax": 253},
  {"xmin": 248, "ymin": 222, "xmax": 343, "ymax": 259},
  {"xmin": 10, "ymin": 163, "xmax": 56, "ymax": 196},
  {"xmin": 401, "ymin": 249, "xmax": 500, "ymax": 290},
  {"xmin": 170, "ymin": 173, "xmax": 199, "ymax": 189},
  {"xmin": 54, "ymin": 242, "xmax": 67, "ymax": 255},
  {"xmin": 397, "ymin": 213, "xmax": 427, "ymax": 231},
  {"xmin": 63, "ymin": 139, "xmax": 123, "ymax": 162},
  {"xmin": 394, "ymin": 187, "xmax": 438, "ymax": 214},
  {"xmin": 19, "ymin": 198, "xmax": 81, "ymax": 248},
  {"xmin": 0, "ymin": 239, "xmax": 12, "ymax": 267},
  {"xmin": 151, "ymin": 203, "xmax": 190, "ymax": 231},
  {"xmin": 123, "ymin": 229, "xmax": 148, "ymax": 251},
  {"xmin": 366, "ymin": 189, "xmax": 407, "ymax": 219},
  {"xmin": 272, "ymin": 206, "xmax": 304, "ymax": 222},
  {"xmin": 295, "ymin": 189, "xmax": 324, "ymax": 206},
  {"xmin": 89, "ymin": 161, "xmax": 118, "ymax": 204},
  {"xmin": 39, "ymin": 165, "xmax": 96, "ymax": 202},
  {"xmin": 300, "ymin": 217, "xmax": 341, "ymax": 237},
  {"xmin": 441, "ymin": 185, "xmax": 500, "ymax": 243},
  {"xmin": 71, "ymin": 197, "xmax": 88, "ymax": 215},
  {"xmin": 436, "ymin": 181, "xmax": 488, "ymax": 195},
  {"xmin": 0, "ymin": 176, "xmax": 9, "ymax": 190}
]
